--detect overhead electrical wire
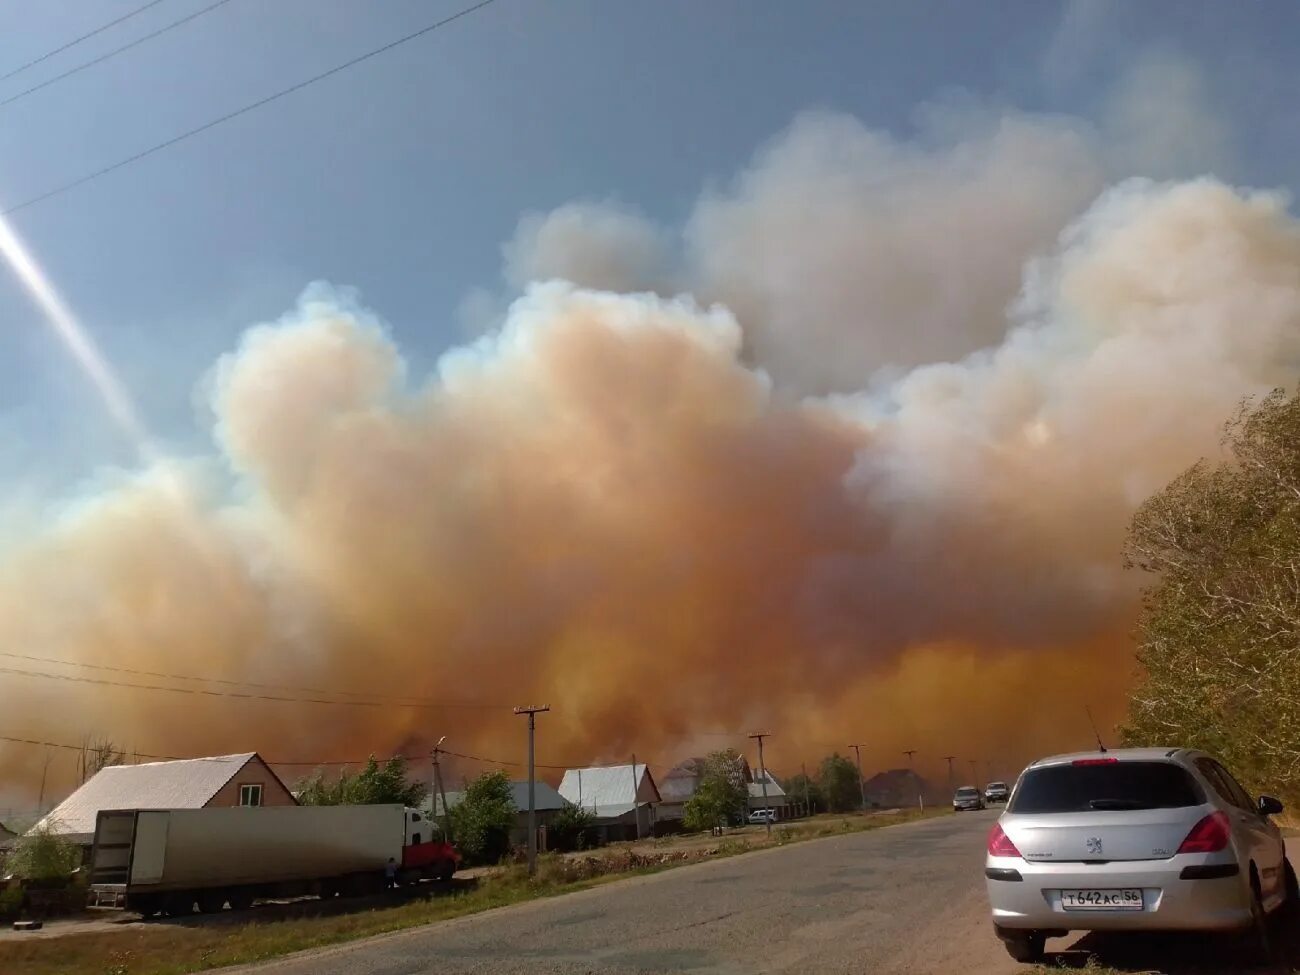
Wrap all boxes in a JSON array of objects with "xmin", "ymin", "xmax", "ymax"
[
  {"xmin": 0, "ymin": 0, "xmax": 238, "ymax": 112},
  {"xmin": 0, "ymin": 662, "xmax": 504, "ymax": 711},
  {"xmin": 2, "ymin": 0, "xmax": 500, "ymax": 217},
  {"xmin": 0, "ymin": 0, "xmax": 172, "ymax": 84},
  {"xmin": 0, "ymin": 649, "xmax": 493, "ymax": 708}
]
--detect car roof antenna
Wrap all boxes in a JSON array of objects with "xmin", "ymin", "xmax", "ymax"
[{"xmin": 1085, "ymin": 705, "xmax": 1108, "ymax": 753}]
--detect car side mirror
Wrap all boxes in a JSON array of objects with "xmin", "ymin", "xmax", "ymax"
[{"xmin": 1258, "ymin": 795, "xmax": 1284, "ymax": 817}]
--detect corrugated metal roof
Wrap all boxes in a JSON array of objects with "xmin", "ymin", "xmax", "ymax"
[
  {"xmin": 34, "ymin": 753, "xmax": 258, "ymax": 842},
  {"xmin": 747, "ymin": 770, "xmax": 787, "ymax": 800},
  {"xmin": 557, "ymin": 764, "xmax": 659, "ymax": 816}
]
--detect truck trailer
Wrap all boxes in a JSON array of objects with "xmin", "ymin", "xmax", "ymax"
[{"xmin": 88, "ymin": 804, "xmax": 458, "ymax": 917}]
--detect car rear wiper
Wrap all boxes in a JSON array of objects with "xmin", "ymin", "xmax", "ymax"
[{"xmin": 1088, "ymin": 798, "xmax": 1148, "ymax": 810}]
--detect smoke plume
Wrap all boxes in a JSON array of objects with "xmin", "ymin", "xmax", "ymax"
[{"xmin": 3, "ymin": 108, "xmax": 1300, "ymax": 804}]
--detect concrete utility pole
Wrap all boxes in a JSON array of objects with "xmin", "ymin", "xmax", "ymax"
[
  {"xmin": 801, "ymin": 761, "xmax": 812, "ymax": 817},
  {"xmin": 968, "ymin": 758, "xmax": 979, "ymax": 790},
  {"xmin": 748, "ymin": 732, "xmax": 772, "ymax": 834},
  {"xmin": 902, "ymin": 750, "xmax": 919, "ymax": 808},
  {"xmin": 848, "ymin": 743, "xmax": 867, "ymax": 811},
  {"xmin": 941, "ymin": 755, "xmax": 956, "ymax": 794},
  {"xmin": 432, "ymin": 736, "xmax": 452, "ymax": 843},
  {"xmin": 514, "ymin": 705, "xmax": 550, "ymax": 875}
]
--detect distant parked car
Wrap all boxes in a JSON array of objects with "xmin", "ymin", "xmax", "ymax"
[
  {"xmin": 953, "ymin": 786, "xmax": 986, "ymax": 812},
  {"xmin": 747, "ymin": 808, "xmax": 777, "ymax": 824},
  {"xmin": 984, "ymin": 781, "xmax": 1010, "ymax": 804},
  {"xmin": 986, "ymin": 748, "xmax": 1296, "ymax": 965}
]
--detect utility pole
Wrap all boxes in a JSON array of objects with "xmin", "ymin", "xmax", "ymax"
[
  {"xmin": 848, "ymin": 743, "xmax": 867, "ymax": 812},
  {"xmin": 941, "ymin": 755, "xmax": 956, "ymax": 794},
  {"xmin": 432, "ymin": 736, "xmax": 452, "ymax": 843},
  {"xmin": 514, "ymin": 705, "xmax": 550, "ymax": 875},
  {"xmin": 902, "ymin": 750, "xmax": 919, "ymax": 809},
  {"xmin": 801, "ymin": 761, "xmax": 812, "ymax": 817},
  {"xmin": 631, "ymin": 753, "xmax": 641, "ymax": 841},
  {"xmin": 748, "ymin": 733, "xmax": 772, "ymax": 834},
  {"xmin": 968, "ymin": 758, "xmax": 979, "ymax": 790}
]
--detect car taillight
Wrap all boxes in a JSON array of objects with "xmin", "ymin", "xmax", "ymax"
[
  {"xmin": 987, "ymin": 823, "xmax": 1022, "ymax": 858},
  {"xmin": 1177, "ymin": 811, "xmax": 1231, "ymax": 854}
]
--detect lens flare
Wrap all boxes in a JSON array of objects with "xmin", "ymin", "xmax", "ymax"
[{"xmin": 0, "ymin": 213, "xmax": 151, "ymax": 456}]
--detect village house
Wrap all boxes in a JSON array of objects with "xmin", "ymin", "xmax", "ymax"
[
  {"xmin": 33, "ymin": 753, "xmax": 296, "ymax": 849},
  {"xmin": 558, "ymin": 763, "xmax": 659, "ymax": 842}
]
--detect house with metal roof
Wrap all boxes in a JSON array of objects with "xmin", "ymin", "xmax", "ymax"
[
  {"xmin": 558, "ymin": 763, "xmax": 660, "ymax": 841},
  {"xmin": 33, "ymin": 752, "xmax": 296, "ymax": 847},
  {"xmin": 746, "ymin": 769, "xmax": 791, "ymax": 819},
  {"xmin": 657, "ymin": 754, "xmax": 752, "ymax": 822}
]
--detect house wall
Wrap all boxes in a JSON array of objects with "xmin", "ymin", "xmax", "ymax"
[{"xmin": 205, "ymin": 757, "xmax": 297, "ymax": 808}]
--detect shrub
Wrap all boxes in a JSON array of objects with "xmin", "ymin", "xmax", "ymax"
[
  {"xmin": 449, "ymin": 771, "xmax": 516, "ymax": 865},
  {"xmin": 7, "ymin": 824, "xmax": 80, "ymax": 882}
]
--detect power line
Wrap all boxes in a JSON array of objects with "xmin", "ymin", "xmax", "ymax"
[
  {"xmin": 2, "ymin": 0, "xmax": 500, "ymax": 217},
  {"xmin": 0, "ymin": 662, "xmax": 503, "ymax": 711},
  {"xmin": 0, "ymin": 649, "xmax": 487, "ymax": 708},
  {"xmin": 0, "ymin": 0, "xmax": 172, "ymax": 84},
  {"xmin": 0, "ymin": 0, "xmax": 237, "ymax": 112}
]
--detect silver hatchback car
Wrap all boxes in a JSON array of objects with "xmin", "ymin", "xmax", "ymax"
[{"xmin": 985, "ymin": 748, "xmax": 1295, "ymax": 964}]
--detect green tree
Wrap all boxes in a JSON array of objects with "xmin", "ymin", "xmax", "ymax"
[
  {"xmin": 449, "ymin": 770, "xmax": 516, "ymax": 865},
  {"xmin": 8, "ymin": 824, "xmax": 80, "ymax": 881},
  {"xmin": 818, "ymin": 753, "xmax": 862, "ymax": 812},
  {"xmin": 548, "ymin": 801, "xmax": 595, "ymax": 851},
  {"xmin": 782, "ymin": 772, "xmax": 825, "ymax": 814},
  {"xmin": 1123, "ymin": 389, "xmax": 1300, "ymax": 805},
  {"xmin": 683, "ymin": 749, "xmax": 748, "ymax": 831},
  {"xmin": 295, "ymin": 755, "xmax": 427, "ymax": 807}
]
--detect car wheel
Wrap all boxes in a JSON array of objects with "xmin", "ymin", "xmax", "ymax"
[
  {"xmin": 1284, "ymin": 857, "xmax": 1299, "ymax": 910},
  {"xmin": 1238, "ymin": 869, "xmax": 1274, "ymax": 966},
  {"xmin": 1001, "ymin": 930, "xmax": 1045, "ymax": 963}
]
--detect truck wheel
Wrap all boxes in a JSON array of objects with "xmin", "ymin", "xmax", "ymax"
[
  {"xmin": 196, "ymin": 891, "xmax": 227, "ymax": 914},
  {"xmin": 130, "ymin": 894, "xmax": 164, "ymax": 919},
  {"xmin": 228, "ymin": 889, "xmax": 255, "ymax": 912},
  {"xmin": 164, "ymin": 893, "xmax": 196, "ymax": 917},
  {"xmin": 436, "ymin": 862, "xmax": 455, "ymax": 882}
]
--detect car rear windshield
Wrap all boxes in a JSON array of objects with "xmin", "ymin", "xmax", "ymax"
[
  {"xmin": 956, "ymin": 788, "xmax": 978, "ymax": 797},
  {"xmin": 1009, "ymin": 761, "xmax": 1203, "ymax": 814}
]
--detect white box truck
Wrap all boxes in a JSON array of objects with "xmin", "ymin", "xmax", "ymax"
[{"xmin": 88, "ymin": 804, "xmax": 458, "ymax": 917}]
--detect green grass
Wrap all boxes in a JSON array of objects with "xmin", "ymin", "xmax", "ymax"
[{"xmin": 0, "ymin": 808, "xmax": 940, "ymax": 975}]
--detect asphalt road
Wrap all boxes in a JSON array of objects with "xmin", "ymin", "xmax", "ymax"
[{"xmin": 240, "ymin": 810, "xmax": 1011, "ymax": 975}]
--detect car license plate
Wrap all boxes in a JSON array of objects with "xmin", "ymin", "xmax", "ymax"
[{"xmin": 1061, "ymin": 888, "xmax": 1143, "ymax": 911}]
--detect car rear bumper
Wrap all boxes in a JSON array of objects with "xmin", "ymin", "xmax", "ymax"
[{"xmin": 985, "ymin": 855, "xmax": 1251, "ymax": 932}]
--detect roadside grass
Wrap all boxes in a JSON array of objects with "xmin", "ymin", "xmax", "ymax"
[{"xmin": 0, "ymin": 807, "xmax": 942, "ymax": 975}]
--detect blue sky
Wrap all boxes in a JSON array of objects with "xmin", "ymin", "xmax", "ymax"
[{"xmin": 1, "ymin": 0, "xmax": 1298, "ymax": 489}]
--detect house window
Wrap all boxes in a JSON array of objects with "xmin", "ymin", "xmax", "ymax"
[{"xmin": 239, "ymin": 784, "xmax": 263, "ymax": 807}]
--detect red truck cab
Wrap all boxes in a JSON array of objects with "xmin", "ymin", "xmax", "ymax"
[{"xmin": 402, "ymin": 809, "xmax": 459, "ymax": 882}]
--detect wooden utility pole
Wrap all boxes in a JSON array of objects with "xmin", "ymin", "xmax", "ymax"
[
  {"xmin": 631, "ymin": 753, "xmax": 641, "ymax": 840},
  {"xmin": 748, "ymin": 733, "xmax": 772, "ymax": 834},
  {"xmin": 848, "ymin": 744, "xmax": 870, "ymax": 811},
  {"xmin": 801, "ymin": 761, "xmax": 811, "ymax": 817},
  {"xmin": 514, "ymin": 705, "xmax": 550, "ymax": 875},
  {"xmin": 941, "ymin": 755, "xmax": 956, "ymax": 794},
  {"xmin": 432, "ymin": 736, "xmax": 452, "ymax": 843}
]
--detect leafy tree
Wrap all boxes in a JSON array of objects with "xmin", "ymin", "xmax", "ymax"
[
  {"xmin": 683, "ymin": 749, "xmax": 748, "ymax": 831},
  {"xmin": 818, "ymin": 753, "xmax": 862, "ymax": 812},
  {"xmin": 449, "ymin": 770, "xmax": 516, "ymax": 865},
  {"xmin": 548, "ymin": 801, "xmax": 595, "ymax": 852},
  {"xmin": 1123, "ymin": 389, "xmax": 1300, "ymax": 804},
  {"xmin": 295, "ymin": 755, "xmax": 427, "ymax": 807},
  {"xmin": 782, "ymin": 772, "xmax": 825, "ymax": 814},
  {"xmin": 8, "ymin": 824, "xmax": 80, "ymax": 881}
]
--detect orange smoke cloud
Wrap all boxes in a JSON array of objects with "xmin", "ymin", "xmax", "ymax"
[{"xmin": 4, "ymin": 162, "xmax": 1300, "ymax": 807}]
